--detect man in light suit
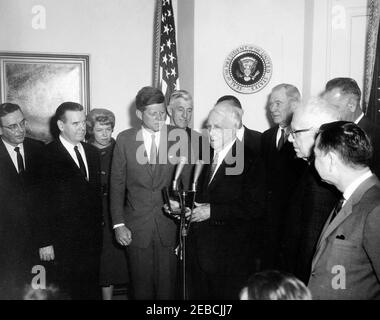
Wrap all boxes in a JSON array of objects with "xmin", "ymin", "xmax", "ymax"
[
  {"xmin": 110, "ymin": 86, "xmax": 189, "ymax": 299},
  {"xmin": 186, "ymin": 101, "xmax": 266, "ymax": 299},
  {"xmin": 309, "ymin": 121, "xmax": 380, "ymax": 299},
  {"xmin": 44, "ymin": 102, "xmax": 103, "ymax": 299},
  {"xmin": 323, "ymin": 77, "xmax": 380, "ymax": 178},
  {"xmin": 0, "ymin": 103, "xmax": 49, "ymax": 299}
]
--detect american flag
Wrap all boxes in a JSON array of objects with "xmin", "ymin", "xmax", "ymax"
[{"xmin": 154, "ymin": 0, "xmax": 179, "ymax": 103}]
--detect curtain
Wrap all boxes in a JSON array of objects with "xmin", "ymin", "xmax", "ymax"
[{"xmin": 364, "ymin": 0, "xmax": 380, "ymax": 122}]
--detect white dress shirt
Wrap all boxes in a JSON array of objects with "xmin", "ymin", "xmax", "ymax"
[
  {"xmin": 1, "ymin": 138, "xmax": 25, "ymax": 173},
  {"xmin": 59, "ymin": 135, "xmax": 89, "ymax": 179},
  {"xmin": 209, "ymin": 138, "xmax": 237, "ymax": 183},
  {"xmin": 342, "ymin": 170, "xmax": 373, "ymax": 207},
  {"xmin": 141, "ymin": 125, "xmax": 161, "ymax": 162},
  {"xmin": 354, "ymin": 112, "xmax": 364, "ymax": 124},
  {"xmin": 276, "ymin": 125, "xmax": 288, "ymax": 148},
  {"xmin": 236, "ymin": 126, "xmax": 245, "ymax": 141}
]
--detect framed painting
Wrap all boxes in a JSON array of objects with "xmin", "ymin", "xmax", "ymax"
[{"xmin": 0, "ymin": 52, "xmax": 90, "ymax": 143}]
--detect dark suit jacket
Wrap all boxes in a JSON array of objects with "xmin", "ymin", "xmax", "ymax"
[
  {"xmin": 43, "ymin": 139, "xmax": 103, "ymax": 267},
  {"xmin": 357, "ymin": 116, "xmax": 380, "ymax": 178},
  {"xmin": 243, "ymin": 125, "xmax": 261, "ymax": 156},
  {"xmin": 110, "ymin": 125, "xmax": 189, "ymax": 249},
  {"xmin": 280, "ymin": 164, "xmax": 340, "ymax": 283},
  {"xmin": 260, "ymin": 126, "xmax": 306, "ymax": 268},
  {"xmin": 188, "ymin": 140, "xmax": 266, "ymax": 276},
  {"xmin": 309, "ymin": 175, "xmax": 380, "ymax": 299},
  {"xmin": 0, "ymin": 137, "xmax": 45, "ymax": 297}
]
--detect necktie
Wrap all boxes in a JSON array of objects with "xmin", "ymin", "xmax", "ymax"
[
  {"xmin": 74, "ymin": 146, "xmax": 87, "ymax": 178},
  {"xmin": 208, "ymin": 152, "xmax": 219, "ymax": 184},
  {"xmin": 277, "ymin": 128, "xmax": 285, "ymax": 150},
  {"xmin": 14, "ymin": 146, "xmax": 25, "ymax": 174},
  {"xmin": 150, "ymin": 134, "xmax": 157, "ymax": 170},
  {"xmin": 329, "ymin": 196, "xmax": 345, "ymax": 224}
]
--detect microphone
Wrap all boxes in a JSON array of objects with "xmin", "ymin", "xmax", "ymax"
[
  {"xmin": 173, "ymin": 156, "xmax": 187, "ymax": 191},
  {"xmin": 192, "ymin": 160, "xmax": 204, "ymax": 192}
]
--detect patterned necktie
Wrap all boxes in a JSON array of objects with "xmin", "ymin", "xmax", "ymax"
[
  {"xmin": 14, "ymin": 146, "xmax": 25, "ymax": 174},
  {"xmin": 150, "ymin": 134, "xmax": 157, "ymax": 170},
  {"xmin": 277, "ymin": 128, "xmax": 285, "ymax": 150},
  {"xmin": 329, "ymin": 196, "xmax": 345, "ymax": 224},
  {"xmin": 208, "ymin": 152, "xmax": 219, "ymax": 184},
  {"xmin": 74, "ymin": 146, "xmax": 87, "ymax": 178}
]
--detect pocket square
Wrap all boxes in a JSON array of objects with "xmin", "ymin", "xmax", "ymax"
[{"xmin": 336, "ymin": 234, "xmax": 345, "ymax": 240}]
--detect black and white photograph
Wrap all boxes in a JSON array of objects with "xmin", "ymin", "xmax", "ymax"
[{"xmin": 0, "ymin": 0, "xmax": 380, "ymax": 309}]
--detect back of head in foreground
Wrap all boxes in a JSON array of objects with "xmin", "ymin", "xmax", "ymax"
[{"xmin": 240, "ymin": 270, "xmax": 312, "ymax": 300}]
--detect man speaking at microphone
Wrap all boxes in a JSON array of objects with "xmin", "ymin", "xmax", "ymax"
[
  {"xmin": 110, "ymin": 86, "xmax": 190, "ymax": 300},
  {"xmin": 186, "ymin": 100, "xmax": 266, "ymax": 300}
]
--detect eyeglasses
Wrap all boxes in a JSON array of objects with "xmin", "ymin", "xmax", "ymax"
[
  {"xmin": 289, "ymin": 127, "xmax": 313, "ymax": 138},
  {"xmin": 1, "ymin": 119, "xmax": 27, "ymax": 132}
]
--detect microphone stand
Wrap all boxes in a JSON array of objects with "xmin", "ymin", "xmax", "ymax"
[{"xmin": 173, "ymin": 186, "xmax": 196, "ymax": 301}]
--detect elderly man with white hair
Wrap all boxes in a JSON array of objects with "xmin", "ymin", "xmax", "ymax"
[
  {"xmin": 185, "ymin": 98, "xmax": 266, "ymax": 300},
  {"xmin": 280, "ymin": 97, "xmax": 342, "ymax": 284}
]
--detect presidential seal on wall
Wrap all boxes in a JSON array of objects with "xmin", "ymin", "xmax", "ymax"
[{"xmin": 223, "ymin": 44, "xmax": 272, "ymax": 94}]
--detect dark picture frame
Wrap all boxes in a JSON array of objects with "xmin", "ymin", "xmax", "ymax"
[{"xmin": 0, "ymin": 52, "xmax": 90, "ymax": 143}]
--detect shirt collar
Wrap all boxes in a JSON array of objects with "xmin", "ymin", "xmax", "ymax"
[
  {"xmin": 343, "ymin": 170, "xmax": 373, "ymax": 202},
  {"xmin": 59, "ymin": 135, "xmax": 82, "ymax": 150},
  {"xmin": 1, "ymin": 138, "xmax": 23, "ymax": 153},
  {"xmin": 236, "ymin": 126, "xmax": 245, "ymax": 141},
  {"xmin": 214, "ymin": 138, "xmax": 237, "ymax": 163},
  {"xmin": 141, "ymin": 125, "xmax": 160, "ymax": 138},
  {"xmin": 354, "ymin": 113, "xmax": 364, "ymax": 124}
]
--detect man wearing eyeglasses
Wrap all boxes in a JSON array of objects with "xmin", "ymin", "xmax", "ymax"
[
  {"xmin": 0, "ymin": 102, "xmax": 47, "ymax": 299},
  {"xmin": 279, "ymin": 97, "xmax": 341, "ymax": 284}
]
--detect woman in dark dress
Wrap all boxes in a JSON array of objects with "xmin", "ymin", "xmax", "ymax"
[{"xmin": 86, "ymin": 108, "xmax": 129, "ymax": 300}]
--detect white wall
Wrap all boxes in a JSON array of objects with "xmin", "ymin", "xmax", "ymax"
[
  {"xmin": 0, "ymin": 0, "xmax": 155, "ymax": 135},
  {"xmin": 306, "ymin": 0, "xmax": 368, "ymax": 102},
  {"xmin": 192, "ymin": 0, "xmax": 305, "ymax": 132},
  {"xmin": 0, "ymin": 0, "xmax": 369, "ymax": 135}
]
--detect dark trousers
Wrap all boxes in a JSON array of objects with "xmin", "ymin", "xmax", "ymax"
[
  {"xmin": 127, "ymin": 227, "xmax": 177, "ymax": 300},
  {"xmin": 187, "ymin": 251, "xmax": 248, "ymax": 300},
  {"xmin": 50, "ymin": 249, "xmax": 101, "ymax": 300}
]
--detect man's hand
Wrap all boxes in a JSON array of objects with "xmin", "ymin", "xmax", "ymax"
[
  {"xmin": 163, "ymin": 200, "xmax": 192, "ymax": 220},
  {"xmin": 115, "ymin": 225, "xmax": 132, "ymax": 246},
  {"xmin": 163, "ymin": 199, "xmax": 180, "ymax": 214},
  {"xmin": 191, "ymin": 202, "xmax": 211, "ymax": 222},
  {"xmin": 39, "ymin": 245, "xmax": 55, "ymax": 261}
]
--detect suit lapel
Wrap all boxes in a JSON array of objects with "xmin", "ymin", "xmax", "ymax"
[
  {"xmin": 57, "ymin": 139, "xmax": 89, "ymax": 180},
  {"xmin": 81, "ymin": 142, "xmax": 95, "ymax": 182},
  {"xmin": 208, "ymin": 141, "xmax": 240, "ymax": 190},
  {"xmin": 312, "ymin": 175, "xmax": 377, "ymax": 269},
  {"xmin": 23, "ymin": 138, "xmax": 36, "ymax": 172},
  {"xmin": 0, "ymin": 139, "xmax": 21, "ymax": 179}
]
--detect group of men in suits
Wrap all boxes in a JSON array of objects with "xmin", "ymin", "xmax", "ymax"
[
  {"xmin": 277, "ymin": 78, "xmax": 380, "ymax": 299},
  {"xmin": 1, "ymin": 75, "xmax": 380, "ymax": 300},
  {"xmin": 0, "ymin": 102, "xmax": 103, "ymax": 299}
]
